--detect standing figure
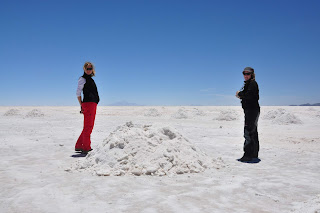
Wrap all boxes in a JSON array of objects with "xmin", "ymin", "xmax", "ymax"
[
  {"xmin": 236, "ymin": 67, "xmax": 260, "ymax": 162},
  {"xmin": 75, "ymin": 62, "xmax": 100, "ymax": 153}
]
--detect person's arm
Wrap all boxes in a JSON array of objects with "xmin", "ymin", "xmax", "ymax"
[
  {"xmin": 76, "ymin": 77, "xmax": 86, "ymax": 113},
  {"xmin": 236, "ymin": 91, "xmax": 240, "ymax": 98},
  {"xmin": 237, "ymin": 90, "xmax": 244, "ymax": 99},
  {"xmin": 238, "ymin": 81, "xmax": 258, "ymax": 100},
  {"xmin": 77, "ymin": 96, "xmax": 82, "ymax": 105},
  {"xmin": 77, "ymin": 96, "xmax": 83, "ymax": 113}
]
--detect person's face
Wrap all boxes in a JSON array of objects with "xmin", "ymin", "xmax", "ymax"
[
  {"xmin": 243, "ymin": 71, "xmax": 252, "ymax": 81},
  {"xmin": 85, "ymin": 64, "xmax": 93, "ymax": 75}
]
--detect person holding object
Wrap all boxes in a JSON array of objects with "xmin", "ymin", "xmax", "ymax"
[
  {"xmin": 236, "ymin": 67, "xmax": 260, "ymax": 162},
  {"xmin": 75, "ymin": 62, "xmax": 100, "ymax": 154}
]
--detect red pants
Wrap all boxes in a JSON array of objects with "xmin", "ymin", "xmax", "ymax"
[{"xmin": 75, "ymin": 102, "xmax": 97, "ymax": 151}]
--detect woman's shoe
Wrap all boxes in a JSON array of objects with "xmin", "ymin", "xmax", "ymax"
[
  {"xmin": 238, "ymin": 156, "xmax": 253, "ymax": 162},
  {"xmin": 81, "ymin": 149, "xmax": 93, "ymax": 154}
]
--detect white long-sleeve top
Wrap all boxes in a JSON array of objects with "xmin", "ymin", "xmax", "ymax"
[{"xmin": 76, "ymin": 77, "xmax": 86, "ymax": 97}]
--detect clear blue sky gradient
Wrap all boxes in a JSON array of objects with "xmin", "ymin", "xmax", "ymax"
[{"xmin": 1, "ymin": 0, "xmax": 320, "ymax": 106}]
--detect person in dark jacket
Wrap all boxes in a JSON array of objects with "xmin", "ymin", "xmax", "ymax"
[
  {"xmin": 75, "ymin": 62, "xmax": 100, "ymax": 154},
  {"xmin": 236, "ymin": 67, "xmax": 260, "ymax": 162}
]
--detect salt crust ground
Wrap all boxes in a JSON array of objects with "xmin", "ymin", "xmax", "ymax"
[{"xmin": 1, "ymin": 106, "xmax": 320, "ymax": 213}]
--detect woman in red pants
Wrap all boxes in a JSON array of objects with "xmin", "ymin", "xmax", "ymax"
[{"xmin": 75, "ymin": 62, "xmax": 100, "ymax": 153}]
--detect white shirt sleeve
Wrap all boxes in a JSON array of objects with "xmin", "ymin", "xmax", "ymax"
[{"xmin": 76, "ymin": 77, "xmax": 86, "ymax": 97}]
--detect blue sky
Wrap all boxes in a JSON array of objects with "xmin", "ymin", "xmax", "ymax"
[{"xmin": 1, "ymin": 0, "xmax": 319, "ymax": 106}]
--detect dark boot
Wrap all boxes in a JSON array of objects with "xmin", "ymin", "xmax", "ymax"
[
  {"xmin": 238, "ymin": 156, "xmax": 253, "ymax": 162},
  {"xmin": 81, "ymin": 149, "xmax": 93, "ymax": 154}
]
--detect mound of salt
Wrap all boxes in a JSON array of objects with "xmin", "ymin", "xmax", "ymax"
[
  {"xmin": 263, "ymin": 109, "xmax": 302, "ymax": 125},
  {"xmin": 263, "ymin": 108, "xmax": 286, "ymax": 120},
  {"xmin": 73, "ymin": 122, "xmax": 222, "ymax": 176},
  {"xmin": 215, "ymin": 110, "xmax": 238, "ymax": 121},
  {"xmin": 4, "ymin": 109, "xmax": 20, "ymax": 116},
  {"xmin": 192, "ymin": 108, "xmax": 206, "ymax": 116},
  {"xmin": 144, "ymin": 108, "xmax": 161, "ymax": 117},
  {"xmin": 171, "ymin": 109, "xmax": 188, "ymax": 119},
  {"xmin": 307, "ymin": 107, "xmax": 317, "ymax": 111},
  {"xmin": 26, "ymin": 109, "xmax": 44, "ymax": 118}
]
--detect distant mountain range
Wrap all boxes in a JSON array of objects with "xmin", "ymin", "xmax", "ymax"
[
  {"xmin": 106, "ymin": 101, "xmax": 320, "ymax": 106},
  {"xmin": 105, "ymin": 102, "xmax": 320, "ymax": 106},
  {"xmin": 290, "ymin": 103, "xmax": 320, "ymax": 106},
  {"xmin": 107, "ymin": 101, "xmax": 143, "ymax": 106}
]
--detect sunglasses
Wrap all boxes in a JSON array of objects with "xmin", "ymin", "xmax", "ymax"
[
  {"xmin": 86, "ymin": 67, "xmax": 93, "ymax": 70},
  {"xmin": 242, "ymin": 71, "xmax": 252, "ymax": 75}
]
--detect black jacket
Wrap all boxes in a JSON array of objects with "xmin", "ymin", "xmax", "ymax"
[
  {"xmin": 82, "ymin": 73, "xmax": 100, "ymax": 104},
  {"xmin": 238, "ymin": 79, "xmax": 260, "ymax": 110}
]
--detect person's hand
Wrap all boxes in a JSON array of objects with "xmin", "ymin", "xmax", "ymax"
[
  {"xmin": 235, "ymin": 91, "xmax": 240, "ymax": 98},
  {"xmin": 80, "ymin": 106, "xmax": 83, "ymax": 114}
]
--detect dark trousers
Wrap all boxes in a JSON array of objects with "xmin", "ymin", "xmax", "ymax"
[
  {"xmin": 243, "ymin": 108, "xmax": 260, "ymax": 158},
  {"xmin": 75, "ymin": 102, "xmax": 97, "ymax": 151}
]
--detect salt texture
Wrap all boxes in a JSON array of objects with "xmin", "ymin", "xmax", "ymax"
[
  {"xmin": 263, "ymin": 109, "xmax": 302, "ymax": 125},
  {"xmin": 215, "ymin": 110, "xmax": 238, "ymax": 121},
  {"xmin": 73, "ymin": 121, "xmax": 222, "ymax": 176},
  {"xmin": 293, "ymin": 194, "xmax": 320, "ymax": 213},
  {"xmin": 4, "ymin": 109, "xmax": 20, "ymax": 116},
  {"xmin": 26, "ymin": 109, "xmax": 44, "ymax": 118},
  {"xmin": 144, "ymin": 108, "xmax": 161, "ymax": 117},
  {"xmin": 171, "ymin": 109, "xmax": 188, "ymax": 119}
]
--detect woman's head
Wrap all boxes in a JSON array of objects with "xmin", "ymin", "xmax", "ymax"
[
  {"xmin": 83, "ymin": 62, "xmax": 95, "ymax": 76},
  {"xmin": 242, "ymin": 67, "xmax": 255, "ymax": 81}
]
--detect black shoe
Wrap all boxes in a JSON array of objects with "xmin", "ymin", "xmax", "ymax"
[
  {"xmin": 75, "ymin": 148, "xmax": 83, "ymax": 152},
  {"xmin": 81, "ymin": 149, "xmax": 93, "ymax": 154},
  {"xmin": 238, "ymin": 156, "xmax": 253, "ymax": 162}
]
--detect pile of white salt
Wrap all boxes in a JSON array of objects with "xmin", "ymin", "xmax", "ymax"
[
  {"xmin": 73, "ymin": 121, "xmax": 223, "ymax": 176},
  {"xmin": 263, "ymin": 108, "xmax": 302, "ymax": 125}
]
